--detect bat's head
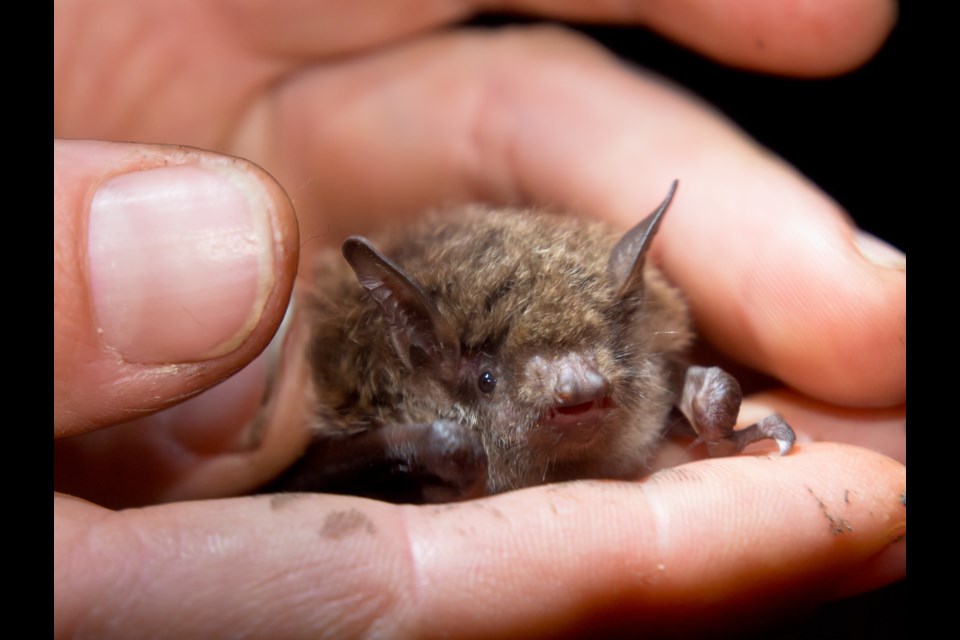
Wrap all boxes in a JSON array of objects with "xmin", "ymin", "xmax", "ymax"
[{"xmin": 327, "ymin": 182, "xmax": 692, "ymax": 492}]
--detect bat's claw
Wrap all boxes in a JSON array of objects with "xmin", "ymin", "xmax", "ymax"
[
  {"xmin": 761, "ymin": 413, "xmax": 796, "ymax": 455},
  {"xmin": 726, "ymin": 412, "xmax": 796, "ymax": 456}
]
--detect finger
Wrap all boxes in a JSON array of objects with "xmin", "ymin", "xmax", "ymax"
[
  {"xmin": 54, "ymin": 443, "xmax": 905, "ymax": 638},
  {"xmin": 492, "ymin": 0, "xmax": 898, "ymax": 76},
  {"xmin": 54, "ymin": 140, "xmax": 299, "ymax": 435},
  {"xmin": 54, "ymin": 282, "xmax": 317, "ymax": 507},
  {"xmin": 55, "ymin": 0, "xmax": 894, "ymax": 148},
  {"xmin": 262, "ymin": 27, "xmax": 904, "ymax": 408},
  {"xmin": 54, "ymin": 139, "xmax": 298, "ymax": 438},
  {"xmin": 52, "ymin": 1, "xmax": 475, "ymax": 145},
  {"xmin": 206, "ymin": 0, "xmax": 894, "ymax": 75}
]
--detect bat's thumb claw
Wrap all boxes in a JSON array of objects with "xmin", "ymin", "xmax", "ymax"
[{"xmin": 759, "ymin": 413, "xmax": 796, "ymax": 455}]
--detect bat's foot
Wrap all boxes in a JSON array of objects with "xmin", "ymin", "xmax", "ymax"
[
  {"xmin": 678, "ymin": 366, "xmax": 796, "ymax": 457},
  {"xmin": 715, "ymin": 412, "xmax": 795, "ymax": 456}
]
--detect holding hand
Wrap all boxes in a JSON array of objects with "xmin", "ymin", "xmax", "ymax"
[{"xmin": 54, "ymin": 1, "xmax": 904, "ymax": 637}]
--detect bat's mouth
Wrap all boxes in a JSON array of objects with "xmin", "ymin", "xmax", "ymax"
[{"xmin": 538, "ymin": 396, "xmax": 615, "ymax": 442}]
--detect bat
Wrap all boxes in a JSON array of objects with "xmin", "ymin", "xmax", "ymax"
[{"xmin": 266, "ymin": 181, "xmax": 795, "ymax": 503}]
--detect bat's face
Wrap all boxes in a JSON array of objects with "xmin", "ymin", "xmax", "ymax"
[
  {"xmin": 343, "ymin": 200, "xmax": 691, "ymax": 492},
  {"xmin": 432, "ymin": 261, "xmax": 691, "ymax": 492}
]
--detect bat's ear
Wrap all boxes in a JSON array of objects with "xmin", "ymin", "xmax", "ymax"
[
  {"xmin": 607, "ymin": 180, "xmax": 678, "ymax": 301},
  {"xmin": 343, "ymin": 237, "xmax": 460, "ymax": 379}
]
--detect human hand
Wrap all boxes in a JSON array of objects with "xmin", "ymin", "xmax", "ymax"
[{"xmin": 54, "ymin": 1, "xmax": 904, "ymax": 637}]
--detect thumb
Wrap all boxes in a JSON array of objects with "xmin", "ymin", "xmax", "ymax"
[{"xmin": 54, "ymin": 140, "xmax": 302, "ymax": 502}]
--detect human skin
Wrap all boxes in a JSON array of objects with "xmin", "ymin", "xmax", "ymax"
[{"xmin": 54, "ymin": 1, "xmax": 904, "ymax": 637}]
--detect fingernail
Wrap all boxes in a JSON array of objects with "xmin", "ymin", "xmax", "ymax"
[
  {"xmin": 854, "ymin": 231, "xmax": 905, "ymax": 271},
  {"xmin": 88, "ymin": 165, "xmax": 275, "ymax": 363}
]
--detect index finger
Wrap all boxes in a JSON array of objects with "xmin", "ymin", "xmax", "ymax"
[
  {"xmin": 54, "ymin": 444, "xmax": 905, "ymax": 638},
  {"xmin": 221, "ymin": 0, "xmax": 895, "ymax": 76}
]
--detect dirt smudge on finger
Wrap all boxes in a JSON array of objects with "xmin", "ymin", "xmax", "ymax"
[
  {"xmin": 320, "ymin": 508, "xmax": 377, "ymax": 539},
  {"xmin": 805, "ymin": 485, "xmax": 854, "ymax": 536}
]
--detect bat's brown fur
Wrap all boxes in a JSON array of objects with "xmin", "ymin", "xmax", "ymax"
[{"xmin": 304, "ymin": 205, "xmax": 692, "ymax": 493}]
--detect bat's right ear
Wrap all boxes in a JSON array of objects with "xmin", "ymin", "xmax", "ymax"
[
  {"xmin": 342, "ymin": 237, "xmax": 460, "ymax": 380},
  {"xmin": 607, "ymin": 180, "xmax": 678, "ymax": 302}
]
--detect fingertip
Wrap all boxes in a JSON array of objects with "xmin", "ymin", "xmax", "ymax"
[
  {"xmin": 659, "ymin": 172, "xmax": 905, "ymax": 408},
  {"xmin": 854, "ymin": 229, "xmax": 906, "ymax": 270},
  {"xmin": 761, "ymin": 221, "xmax": 905, "ymax": 407},
  {"xmin": 54, "ymin": 140, "xmax": 299, "ymax": 435},
  {"xmin": 647, "ymin": 0, "xmax": 898, "ymax": 77},
  {"xmin": 399, "ymin": 443, "xmax": 905, "ymax": 636}
]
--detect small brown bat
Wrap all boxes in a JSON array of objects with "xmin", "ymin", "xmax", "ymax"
[{"xmin": 267, "ymin": 181, "xmax": 795, "ymax": 503}]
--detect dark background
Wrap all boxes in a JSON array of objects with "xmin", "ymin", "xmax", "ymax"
[{"xmin": 473, "ymin": 6, "xmax": 909, "ymax": 638}]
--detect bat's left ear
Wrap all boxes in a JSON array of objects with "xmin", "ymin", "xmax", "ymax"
[
  {"xmin": 343, "ymin": 237, "xmax": 460, "ymax": 381},
  {"xmin": 607, "ymin": 180, "xmax": 678, "ymax": 301}
]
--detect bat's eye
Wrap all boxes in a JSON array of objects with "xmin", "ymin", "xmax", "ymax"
[{"xmin": 478, "ymin": 371, "xmax": 497, "ymax": 393}]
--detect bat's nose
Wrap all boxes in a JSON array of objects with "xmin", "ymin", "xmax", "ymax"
[
  {"xmin": 554, "ymin": 360, "xmax": 609, "ymax": 407},
  {"xmin": 524, "ymin": 351, "xmax": 610, "ymax": 407},
  {"xmin": 525, "ymin": 352, "xmax": 613, "ymax": 441}
]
